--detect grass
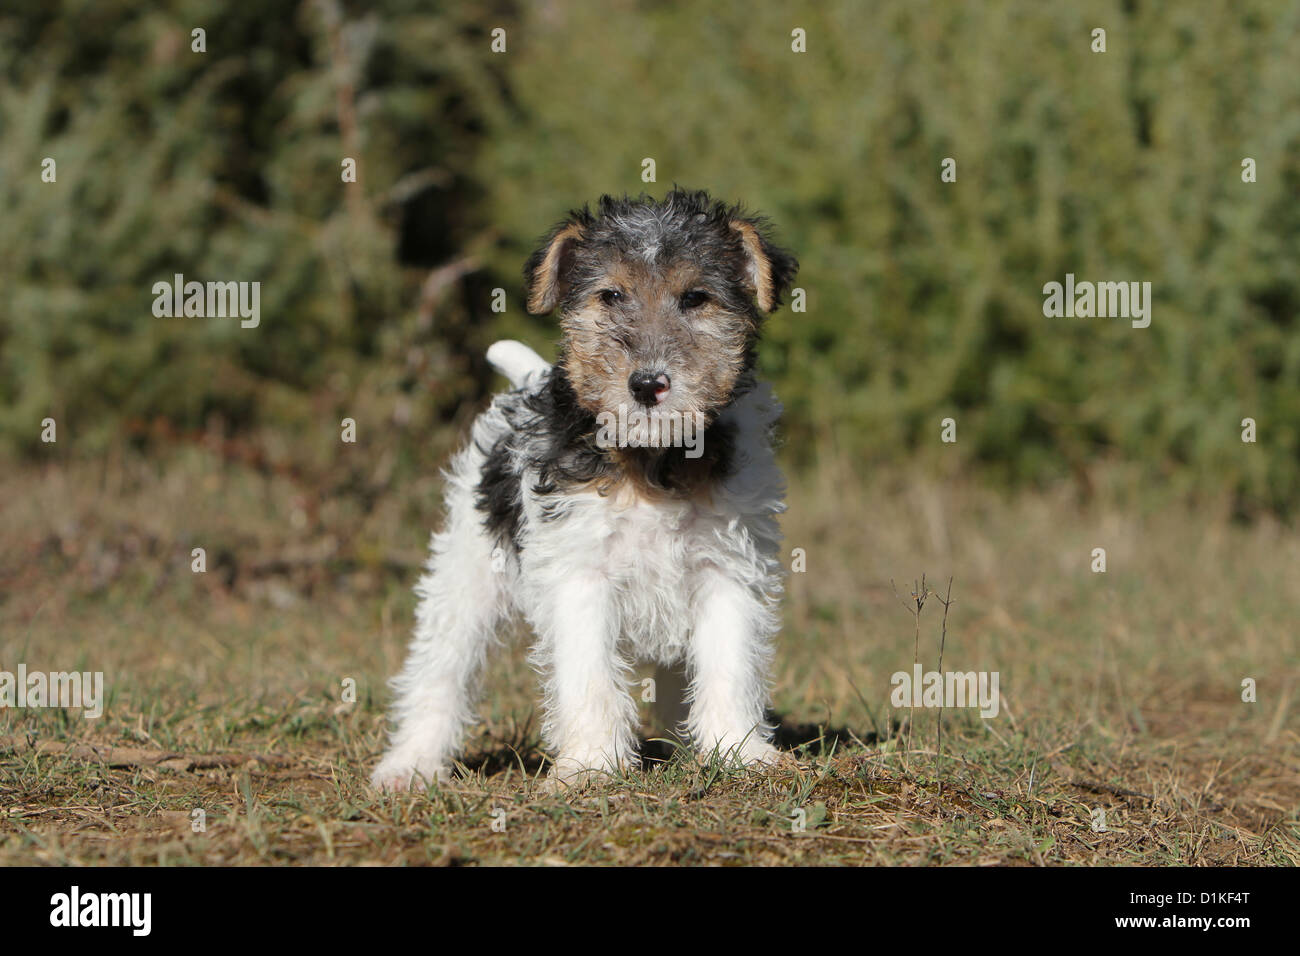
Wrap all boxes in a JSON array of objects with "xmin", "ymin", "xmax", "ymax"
[{"xmin": 1, "ymin": 445, "xmax": 1297, "ymax": 865}]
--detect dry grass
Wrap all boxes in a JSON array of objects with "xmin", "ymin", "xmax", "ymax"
[{"xmin": 1, "ymin": 447, "xmax": 1297, "ymax": 865}]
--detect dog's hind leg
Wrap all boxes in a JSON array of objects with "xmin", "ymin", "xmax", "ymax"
[{"xmin": 371, "ymin": 447, "xmax": 508, "ymax": 792}]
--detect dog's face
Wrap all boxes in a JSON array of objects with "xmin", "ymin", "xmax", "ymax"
[{"xmin": 524, "ymin": 190, "xmax": 797, "ymax": 448}]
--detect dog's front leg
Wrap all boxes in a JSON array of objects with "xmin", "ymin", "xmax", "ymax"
[
  {"xmin": 371, "ymin": 464, "xmax": 506, "ymax": 792},
  {"xmin": 531, "ymin": 569, "xmax": 638, "ymax": 784},
  {"xmin": 686, "ymin": 567, "xmax": 780, "ymax": 766}
]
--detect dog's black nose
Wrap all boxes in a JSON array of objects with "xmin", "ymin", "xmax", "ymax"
[{"xmin": 628, "ymin": 370, "xmax": 671, "ymax": 406}]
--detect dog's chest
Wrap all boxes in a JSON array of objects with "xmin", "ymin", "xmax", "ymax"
[
  {"xmin": 603, "ymin": 497, "xmax": 713, "ymax": 655},
  {"xmin": 602, "ymin": 496, "xmax": 700, "ymax": 577},
  {"xmin": 545, "ymin": 489, "xmax": 729, "ymax": 656}
]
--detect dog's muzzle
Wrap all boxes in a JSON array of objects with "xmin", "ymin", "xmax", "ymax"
[{"xmin": 628, "ymin": 370, "xmax": 671, "ymax": 406}]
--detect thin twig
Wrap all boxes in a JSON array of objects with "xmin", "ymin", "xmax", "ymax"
[{"xmin": 936, "ymin": 577, "xmax": 954, "ymax": 795}]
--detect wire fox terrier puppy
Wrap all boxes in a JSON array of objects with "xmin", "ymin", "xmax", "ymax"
[{"xmin": 372, "ymin": 189, "xmax": 798, "ymax": 790}]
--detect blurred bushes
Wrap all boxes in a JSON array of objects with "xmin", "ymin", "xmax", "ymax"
[
  {"xmin": 2, "ymin": 0, "xmax": 1298, "ymax": 513},
  {"xmin": 0, "ymin": 0, "xmax": 512, "ymax": 475}
]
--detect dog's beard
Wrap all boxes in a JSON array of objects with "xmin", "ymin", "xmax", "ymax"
[
  {"xmin": 592, "ymin": 397, "xmax": 709, "ymax": 455},
  {"xmin": 564, "ymin": 342, "xmax": 745, "ymax": 457}
]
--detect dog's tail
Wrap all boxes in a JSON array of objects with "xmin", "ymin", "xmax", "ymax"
[{"xmin": 486, "ymin": 339, "xmax": 551, "ymax": 390}]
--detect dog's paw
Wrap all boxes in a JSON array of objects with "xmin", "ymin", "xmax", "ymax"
[
  {"xmin": 543, "ymin": 751, "xmax": 625, "ymax": 792},
  {"xmin": 738, "ymin": 740, "xmax": 783, "ymax": 767},
  {"xmin": 753, "ymin": 747, "xmax": 801, "ymax": 775},
  {"xmin": 370, "ymin": 755, "xmax": 450, "ymax": 793},
  {"xmin": 540, "ymin": 768, "xmax": 613, "ymax": 794},
  {"xmin": 699, "ymin": 737, "xmax": 788, "ymax": 771}
]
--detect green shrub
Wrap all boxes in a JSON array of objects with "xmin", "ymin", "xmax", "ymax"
[{"xmin": 2, "ymin": 1, "xmax": 1296, "ymax": 512}]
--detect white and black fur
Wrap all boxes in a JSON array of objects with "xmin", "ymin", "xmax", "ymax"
[{"xmin": 372, "ymin": 190, "xmax": 798, "ymax": 789}]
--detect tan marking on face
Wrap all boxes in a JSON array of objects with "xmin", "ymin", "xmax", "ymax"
[
  {"xmin": 682, "ymin": 307, "xmax": 749, "ymax": 410},
  {"xmin": 601, "ymin": 259, "xmax": 639, "ymax": 296},
  {"xmin": 729, "ymin": 220, "xmax": 774, "ymax": 312},
  {"xmin": 528, "ymin": 222, "xmax": 585, "ymax": 314},
  {"xmin": 559, "ymin": 302, "xmax": 618, "ymax": 413},
  {"xmin": 561, "ymin": 257, "xmax": 755, "ymax": 421}
]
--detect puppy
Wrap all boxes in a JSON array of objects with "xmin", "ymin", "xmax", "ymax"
[{"xmin": 372, "ymin": 189, "xmax": 798, "ymax": 789}]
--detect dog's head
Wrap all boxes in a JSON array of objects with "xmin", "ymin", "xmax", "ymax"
[{"xmin": 524, "ymin": 189, "xmax": 797, "ymax": 448}]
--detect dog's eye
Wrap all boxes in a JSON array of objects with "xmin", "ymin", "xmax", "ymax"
[
  {"xmin": 598, "ymin": 289, "xmax": 623, "ymax": 306},
  {"xmin": 679, "ymin": 290, "xmax": 709, "ymax": 310}
]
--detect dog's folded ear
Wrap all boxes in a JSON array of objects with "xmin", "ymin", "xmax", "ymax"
[
  {"xmin": 729, "ymin": 218, "xmax": 798, "ymax": 314},
  {"xmin": 524, "ymin": 219, "xmax": 586, "ymax": 314}
]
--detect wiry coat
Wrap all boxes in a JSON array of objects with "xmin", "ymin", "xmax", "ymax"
[{"xmin": 373, "ymin": 190, "xmax": 797, "ymax": 789}]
